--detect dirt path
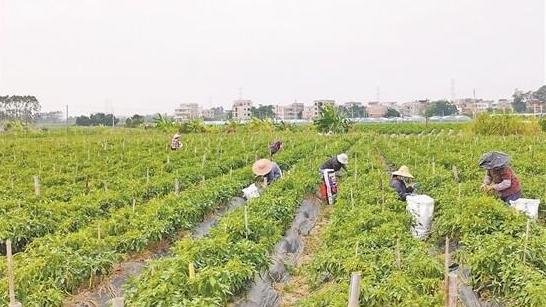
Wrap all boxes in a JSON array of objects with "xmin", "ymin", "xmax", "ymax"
[{"xmin": 275, "ymin": 203, "xmax": 334, "ymax": 307}]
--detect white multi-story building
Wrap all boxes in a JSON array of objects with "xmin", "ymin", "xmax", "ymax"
[
  {"xmin": 274, "ymin": 102, "xmax": 304, "ymax": 120},
  {"xmin": 232, "ymin": 99, "xmax": 253, "ymax": 121},
  {"xmin": 174, "ymin": 103, "xmax": 201, "ymax": 122}
]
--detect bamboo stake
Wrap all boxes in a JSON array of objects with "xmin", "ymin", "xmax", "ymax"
[
  {"xmin": 33, "ymin": 175, "xmax": 40, "ymax": 196},
  {"xmin": 111, "ymin": 297, "xmax": 124, "ymax": 307},
  {"xmin": 174, "ymin": 179, "xmax": 180, "ymax": 194},
  {"xmin": 244, "ymin": 205, "xmax": 249, "ymax": 239},
  {"xmin": 350, "ymin": 189, "xmax": 355, "ymax": 209},
  {"xmin": 447, "ymin": 273, "xmax": 458, "ymax": 307},
  {"xmin": 6, "ymin": 240, "xmax": 22, "ymax": 307},
  {"xmin": 347, "ymin": 272, "xmax": 361, "ymax": 307},
  {"xmin": 444, "ymin": 236, "xmax": 450, "ymax": 301},
  {"xmin": 188, "ymin": 262, "xmax": 196, "ymax": 279},
  {"xmin": 395, "ymin": 238, "xmax": 401, "ymax": 269},
  {"xmin": 523, "ymin": 219, "xmax": 531, "ymax": 263},
  {"xmin": 132, "ymin": 199, "xmax": 136, "ymax": 213},
  {"xmin": 146, "ymin": 168, "xmax": 150, "ymax": 184}
]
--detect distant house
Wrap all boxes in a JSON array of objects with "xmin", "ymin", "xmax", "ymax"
[
  {"xmin": 174, "ymin": 103, "xmax": 201, "ymax": 122},
  {"xmin": 232, "ymin": 99, "xmax": 253, "ymax": 121},
  {"xmin": 365, "ymin": 102, "xmax": 388, "ymax": 118},
  {"xmin": 202, "ymin": 107, "xmax": 226, "ymax": 121},
  {"xmin": 274, "ymin": 102, "xmax": 304, "ymax": 120}
]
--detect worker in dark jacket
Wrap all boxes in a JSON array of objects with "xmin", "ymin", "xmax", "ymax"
[
  {"xmin": 269, "ymin": 140, "xmax": 283, "ymax": 156},
  {"xmin": 389, "ymin": 165, "xmax": 414, "ymax": 201},
  {"xmin": 479, "ymin": 151, "xmax": 521, "ymax": 203},
  {"xmin": 320, "ymin": 153, "xmax": 349, "ymax": 173}
]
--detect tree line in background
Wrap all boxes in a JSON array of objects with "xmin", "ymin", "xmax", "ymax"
[
  {"xmin": 75, "ymin": 113, "xmax": 119, "ymax": 126},
  {"xmin": 0, "ymin": 96, "xmax": 41, "ymax": 123},
  {"xmin": 512, "ymin": 85, "xmax": 546, "ymax": 113}
]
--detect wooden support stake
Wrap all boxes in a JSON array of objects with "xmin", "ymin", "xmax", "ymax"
[
  {"xmin": 244, "ymin": 205, "xmax": 249, "ymax": 240},
  {"xmin": 447, "ymin": 272, "xmax": 458, "ymax": 307},
  {"xmin": 174, "ymin": 179, "xmax": 180, "ymax": 195},
  {"xmin": 355, "ymin": 242, "xmax": 359, "ymax": 257},
  {"xmin": 33, "ymin": 175, "xmax": 41, "ymax": 196},
  {"xmin": 97, "ymin": 224, "xmax": 102, "ymax": 240},
  {"xmin": 146, "ymin": 168, "xmax": 150, "ymax": 184},
  {"xmin": 395, "ymin": 238, "xmax": 401, "ymax": 269},
  {"xmin": 347, "ymin": 272, "xmax": 361, "ymax": 307},
  {"xmin": 132, "ymin": 199, "xmax": 136, "ymax": 213},
  {"xmin": 523, "ymin": 219, "xmax": 530, "ymax": 262},
  {"xmin": 111, "ymin": 297, "xmax": 124, "ymax": 307},
  {"xmin": 188, "ymin": 262, "xmax": 195, "ymax": 279},
  {"xmin": 6, "ymin": 240, "xmax": 22, "ymax": 307},
  {"xmin": 350, "ymin": 189, "xmax": 355, "ymax": 209},
  {"xmin": 444, "ymin": 236, "xmax": 450, "ymax": 301}
]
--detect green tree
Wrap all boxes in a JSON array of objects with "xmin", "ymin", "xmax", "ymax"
[
  {"xmin": 424, "ymin": 100, "xmax": 458, "ymax": 117},
  {"xmin": 313, "ymin": 105, "xmax": 351, "ymax": 133},
  {"xmin": 532, "ymin": 85, "xmax": 546, "ymax": 103},
  {"xmin": 340, "ymin": 104, "xmax": 367, "ymax": 118},
  {"xmin": 153, "ymin": 113, "xmax": 177, "ymax": 131},
  {"xmin": 385, "ymin": 108, "xmax": 401, "ymax": 118},
  {"xmin": 125, "ymin": 114, "xmax": 145, "ymax": 127},
  {"xmin": 250, "ymin": 105, "xmax": 274, "ymax": 119},
  {"xmin": 512, "ymin": 89, "xmax": 531, "ymax": 113}
]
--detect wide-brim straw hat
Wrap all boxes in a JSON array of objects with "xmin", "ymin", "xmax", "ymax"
[
  {"xmin": 252, "ymin": 159, "xmax": 273, "ymax": 176},
  {"xmin": 173, "ymin": 133, "xmax": 181, "ymax": 139},
  {"xmin": 392, "ymin": 165, "xmax": 413, "ymax": 178},
  {"xmin": 337, "ymin": 153, "xmax": 349, "ymax": 165}
]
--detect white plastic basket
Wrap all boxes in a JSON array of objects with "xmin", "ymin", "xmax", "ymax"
[
  {"xmin": 242, "ymin": 184, "xmax": 260, "ymax": 200},
  {"xmin": 406, "ymin": 194, "xmax": 435, "ymax": 240},
  {"xmin": 509, "ymin": 198, "xmax": 540, "ymax": 219}
]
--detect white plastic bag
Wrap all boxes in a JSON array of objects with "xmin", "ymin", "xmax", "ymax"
[
  {"xmin": 406, "ymin": 194, "xmax": 435, "ymax": 240},
  {"xmin": 509, "ymin": 198, "xmax": 540, "ymax": 219},
  {"xmin": 242, "ymin": 184, "xmax": 260, "ymax": 200}
]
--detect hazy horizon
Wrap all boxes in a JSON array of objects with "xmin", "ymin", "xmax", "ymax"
[{"xmin": 1, "ymin": 0, "xmax": 545, "ymax": 116}]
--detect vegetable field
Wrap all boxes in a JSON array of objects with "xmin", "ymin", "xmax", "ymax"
[{"xmin": 1, "ymin": 125, "xmax": 546, "ymax": 306}]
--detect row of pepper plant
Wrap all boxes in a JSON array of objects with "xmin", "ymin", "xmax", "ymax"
[
  {"xmin": 0, "ymin": 131, "xmax": 308, "ymax": 252},
  {"xmin": 0, "ymin": 132, "xmax": 331, "ymax": 306},
  {"xmin": 377, "ymin": 133, "xmax": 546, "ymax": 306},
  {"xmin": 299, "ymin": 138, "xmax": 444, "ymax": 306},
  {"xmin": 122, "ymin": 135, "xmax": 357, "ymax": 305}
]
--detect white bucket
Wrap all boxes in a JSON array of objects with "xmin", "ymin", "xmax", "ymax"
[
  {"xmin": 406, "ymin": 194, "xmax": 435, "ymax": 240},
  {"xmin": 242, "ymin": 184, "xmax": 260, "ymax": 200},
  {"xmin": 509, "ymin": 198, "xmax": 540, "ymax": 219}
]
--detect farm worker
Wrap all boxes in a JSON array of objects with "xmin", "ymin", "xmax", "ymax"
[
  {"xmin": 170, "ymin": 133, "xmax": 182, "ymax": 151},
  {"xmin": 389, "ymin": 165, "xmax": 415, "ymax": 201},
  {"xmin": 252, "ymin": 159, "xmax": 282, "ymax": 186},
  {"xmin": 269, "ymin": 140, "xmax": 283, "ymax": 156},
  {"xmin": 479, "ymin": 151, "xmax": 521, "ymax": 203},
  {"xmin": 320, "ymin": 153, "xmax": 349, "ymax": 174}
]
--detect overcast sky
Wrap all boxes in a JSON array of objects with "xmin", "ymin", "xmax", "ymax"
[{"xmin": 0, "ymin": 0, "xmax": 544, "ymax": 115}]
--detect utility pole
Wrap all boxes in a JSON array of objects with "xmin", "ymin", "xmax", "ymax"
[{"xmin": 65, "ymin": 105, "xmax": 69, "ymax": 134}]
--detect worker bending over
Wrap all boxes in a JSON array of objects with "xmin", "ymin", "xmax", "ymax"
[
  {"xmin": 252, "ymin": 159, "xmax": 282, "ymax": 186},
  {"xmin": 170, "ymin": 133, "xmax": 182, "ymax": 151},
  {"xmin": 479, "ymin": 151, "xmax": 521, "ymax": 203},
  {"xmin": 320, "ymin": 153, "xmax": 349, "ymax": 174},
  {"xmin": 390, "ymin": 165, "xmax": 415, "ymax": 201}
]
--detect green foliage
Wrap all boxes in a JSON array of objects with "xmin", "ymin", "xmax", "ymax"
[
  {"xmin": 532, "ymin": 85, "xmax": 546, "ymax": 103},
  {"xmin": 0, "ymin": 95, "xmax": 41, "ymax": 123},
  {"xmin": 179, "ymin": 118, "xmax": 209, "ymax": 133},
  {"xmin": 75, "ymin": 113, "xmax": 119, "ymax": 126},
  {"xmin": 125, "ymin": 114, "xmax": 145, "ymax": 128},
  {"xmin": 153, "ymin": 113, "xmax": 177, "ymax": 131},
  {"xmin": 250, "ymin": 105, "xmax": 275, "ymax": 119},
  {"xmin": 512, "ymin": 89, "xmax": 531, "ymax": 113},
  {"xmin": 539, "ymin": 118, "xmax": 546, "ymax": 132},
  {"xmin": 425, "ymin": 100, "xmax": 458, "ymax": 117},
  {"xmin": 385, "ymin": 107, "xmax": 401, "ymax": 118},
  {"xmin": 313, "ymin": 105, "xmax": 352, "ymax": 133},
  {"xmin": 471, "ymin": 114, "xmax": 539, "ymax": 135}
]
